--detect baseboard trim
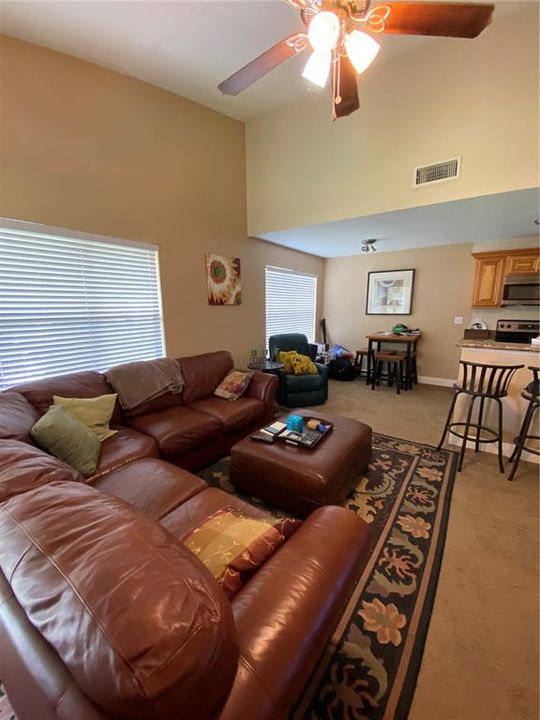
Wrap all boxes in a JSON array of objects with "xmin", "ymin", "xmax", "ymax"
[
  {"xmin": 418, "ymin": 376, "xmax": 454, "ymax": 387},
  {"xmin": 449, "ymin": 436, "xmax": 540, "ymax": 464}
]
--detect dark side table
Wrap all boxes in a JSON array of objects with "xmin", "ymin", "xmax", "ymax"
[{"xmin": 247, "ymin": 360, "xmax": 284, "ymax": 375}]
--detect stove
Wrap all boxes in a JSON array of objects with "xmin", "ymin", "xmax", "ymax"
[{"xmin": 495, "ymin": 319, "xmax": 540, "ymax": 344}]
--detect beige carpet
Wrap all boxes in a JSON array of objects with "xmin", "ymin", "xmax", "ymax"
[{"xmin": 323, "ymin": 379, "xmax": 539, "ymax": 720}]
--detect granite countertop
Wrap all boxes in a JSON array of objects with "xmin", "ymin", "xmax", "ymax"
[{"xmin": 457, "ymin": 339, "xmax": 540, "ymax": 353}]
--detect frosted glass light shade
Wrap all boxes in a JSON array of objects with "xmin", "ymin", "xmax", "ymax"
[
  {"xmin": 302, "ymin": 50, "xmax": 332, "ymax": 88},
  {"xmin": 308, "ymin": 11, "xmax": 340, "ymax": 52},
  {"xmin": 344, "ymin": 30, "xmax": 380, "ymax": 74}
]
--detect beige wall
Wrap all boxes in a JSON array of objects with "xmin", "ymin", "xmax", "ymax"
[
  {"xmin": 246, "ymin": 6, "xmax": 539, "ymax": 236},
  {"xmin": 323, "ymin": 243, "xmax": 475, "ymax": 381},
  {"xmin": 0, "ymin": 35, "xmax": 324, "ymax": 366}
]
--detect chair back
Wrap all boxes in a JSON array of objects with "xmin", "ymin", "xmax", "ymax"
[
  {"xmin": 457, "ymin": 360, "xmax": 524, "ymax": 398},
  {"xmin": 269, "ymin": 333, "xmax": 310, "ymax": 361}
]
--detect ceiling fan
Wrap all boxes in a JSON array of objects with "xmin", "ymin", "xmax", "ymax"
[{"xmin": 218, "ymin": 0, "xmax": 495, "ymax": 119}]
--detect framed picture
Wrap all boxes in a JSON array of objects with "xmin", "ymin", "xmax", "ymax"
[
  {"xmin": 205, "ymin": 254, "xmax": 242, "ymax": 305},
  {"xmin": 366, "ymin": 269, "xmax": 415, "ymax": 315}
]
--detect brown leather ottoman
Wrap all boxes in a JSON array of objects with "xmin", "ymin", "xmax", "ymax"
[{"xmin": 230, "ymin": 410, "xmax": 372, "ymax": 518}]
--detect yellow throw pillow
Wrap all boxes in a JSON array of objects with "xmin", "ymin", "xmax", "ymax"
[
  {"xmin": 277, "ymin": 350, "xmax": 299, "ymax": 374},
  {"xmin": 291, "ymin": 354, "xmax": 319, "ymax": 376},
  {"xmin": 53, "ymin": 394, "xmax": 118, "ymax": 441}
]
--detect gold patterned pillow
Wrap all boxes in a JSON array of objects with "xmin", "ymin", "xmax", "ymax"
[
  {"xmin": 291, "ymin": 353, "xmax": 318, "ymax": 376},
  {"xmin": 214, "ymin": 369, "xmax": 254, "ymax": 401},
  {"xmin": 182, "ymin": 507, "xmax": 301, "ymax": 599},
  {"xmin": 276, "ymin": 350, "xmax": 297, "ymax": 373}
]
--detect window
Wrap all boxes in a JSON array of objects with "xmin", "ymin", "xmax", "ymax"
[
  {"xmin": 0, "ymin": 220, "xmax": 165, "ymax": 390},
  {"xmin": 265, "ymin": 266, "xmax": 317, "ymax": 347}
]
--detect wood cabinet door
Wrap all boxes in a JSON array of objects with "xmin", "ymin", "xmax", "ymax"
[
  {"xmin": 472, "ymin": 257, "xmax": 505, "ymax": 306},
  {"xmin": 506, "ymin": 253, "xmax": 539, "ymax": 274}
]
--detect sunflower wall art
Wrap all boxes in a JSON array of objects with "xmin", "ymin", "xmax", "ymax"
[{"xmin": 205, "ymin": 254, "xmax": 242, "ymax": 305}]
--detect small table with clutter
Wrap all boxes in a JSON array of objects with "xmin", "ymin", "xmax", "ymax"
[
  {"xmin": 365, "ymin": 331, "xmax": 421, "ymax": 389},
  {"xmin": 229, "ymin": 409, "xmax": 372, "ymax": 518},
  {"xmin": 247, "ymin": 359, "xmax": 284, "ymax": 375}
]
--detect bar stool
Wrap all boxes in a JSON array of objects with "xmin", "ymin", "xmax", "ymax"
[
  {"xmin": 371, "ymin": 351, "xmax": 407, "ymax": 395},
  {"xmin": 354, "ymin": 349, "xmax": 370, "ymax": 379},
  {"xmin": 438, "ymin": 360, "xmax": 524, "ymax": 472},
  {"xmin": 507, "ymin": 367, "xmax": 540, "ymax": 481}
]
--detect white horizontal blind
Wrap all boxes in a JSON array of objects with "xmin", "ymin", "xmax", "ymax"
[
  {"xmin": 265, "ymin": 266, "xmax": 317, "ymax": 347},
  {"xmin": 0, "ymin": 222, "xmax": 165, "ymax": 389}
]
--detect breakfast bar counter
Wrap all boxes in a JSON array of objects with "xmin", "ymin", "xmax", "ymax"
[{"xmin": 457, "ymin": 339, "xmax": 540, "ymax": 353}]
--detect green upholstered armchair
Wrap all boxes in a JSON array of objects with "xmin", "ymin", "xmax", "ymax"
[{"xmin": 268, "ymin": 333, "xmax": 329, "ymax": 408}]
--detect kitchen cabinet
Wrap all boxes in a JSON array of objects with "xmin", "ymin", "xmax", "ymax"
[
  {"xmin": 506, "ymin": 253, "xmax": 538, "ymax": 275},
  {"xmin": 471, "ymin": 248, "xmax": 540, "ymax": 307}
]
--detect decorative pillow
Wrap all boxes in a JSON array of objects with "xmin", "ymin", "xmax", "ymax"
[
  {"xmin": 277, "ymin": 350, "xmax": 297, "ymax": 374},
  {"xmin": 182, "ymin": 506, "xmax": 301, "ymax": 599},
  {"xmin": 214, "ymin": 370, "xmax": 254, "ymax": 401},
  {"xmin": 53, "ymin": 394, "xmax": 118, "ymax": 441},
  {"xmin": 30, "ymin": 405, "xmax": 101, "ymax": 478},
  {"xmin": 291, "ymin": 353, "xmax": 319, "ymax": 376}
]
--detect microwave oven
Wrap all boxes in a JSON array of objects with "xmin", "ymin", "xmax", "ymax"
[{"xmin": 501, "ymin": 273, "xmax": 540, "ymax": 306}]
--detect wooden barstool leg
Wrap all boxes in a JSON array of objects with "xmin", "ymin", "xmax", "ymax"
[
  {"xmin": 458, "ymin": 394, "xmax": 476, "ymax": 472},
  {"xmin": 396, "ymin": 360, "xmax": 401, "ymax": 395},
  {"xmin": 475, "ymin": 396, "xmax": 486, "ymax": 452},
  {"xmin": 371, "ymin": 360, "xmax": 378, "ymax": 391}
]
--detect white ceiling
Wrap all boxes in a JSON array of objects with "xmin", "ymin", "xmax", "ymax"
[
  {"xmin": 256, "ymin": 188, "xmax": 540, "ymax": 257},
  {"xmin": 0, "ymin": 0, "xmax": 529, "ymax": 120}
]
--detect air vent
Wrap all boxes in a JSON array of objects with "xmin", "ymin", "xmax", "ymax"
[{"xmin": 414, "ymin": 157, "xmax": 461, "ymax": 187}]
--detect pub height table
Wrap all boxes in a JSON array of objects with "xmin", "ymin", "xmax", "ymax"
[{"xmin": 365, "ymin": 333, "xmax": 421, "ymax": 390}]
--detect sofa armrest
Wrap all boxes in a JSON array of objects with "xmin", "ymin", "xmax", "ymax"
[
  {"xmin": 245, "ymin": 371, "xmax": 278, "ymax": 410},
  {"xmin": 221, "ymin": 506, "xmax": 370, "ymax": 720}
]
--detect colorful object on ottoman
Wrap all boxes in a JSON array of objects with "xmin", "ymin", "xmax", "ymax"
[
  {"xmin": 214, "ymin": 369, "xmax": 254, "ymax": 401},
  {"xmin": 286, "ymin": 414, "xmax": 304, "ymax": 433},
  {"xmin": 205, "ymin": 254, "xmax": 242, "ymax": 305},
  {"xmin": 182, "ymin": 506, "xmax": 301, "ymax": 599}
]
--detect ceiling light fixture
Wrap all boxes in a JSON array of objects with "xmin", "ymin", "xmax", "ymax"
[
  {"xmin": 302, "ymin": 50, "xmax": 332, "ymax": 87},
  {"xmin": 361, "ymin": 238, "xmax": 378, "ymax": 253},
  {"xmin": 344, "ymin": 30, "xmax": 380, "ymax": 74},
  {"xmin": 307, "ymin": 10, "xmax": 341, "ymax": 53}
]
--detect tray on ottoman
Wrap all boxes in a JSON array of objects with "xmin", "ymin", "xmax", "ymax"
[{"xmin": 230, "ymin": 410, "xmax": 372, "ymax": 518}]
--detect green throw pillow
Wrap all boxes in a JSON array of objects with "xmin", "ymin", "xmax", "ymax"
[
  {"xmin": 53, "ymin": 394, "xmax": 118, "ymax": 441},
  {"xmin": 30, "ymin": 405, "xmax": 101, "ymax": 478}
]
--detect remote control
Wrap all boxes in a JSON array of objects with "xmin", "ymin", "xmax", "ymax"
[{"xmin": 250, "ymin": 432, "xmax": 275, "ymax": 443}]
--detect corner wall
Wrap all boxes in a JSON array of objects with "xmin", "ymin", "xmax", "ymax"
[{"xmin": 0, "ymin": 35, "xmax": 325, "ymax": 366}]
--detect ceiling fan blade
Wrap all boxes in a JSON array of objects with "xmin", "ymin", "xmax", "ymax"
[
  {"xmin": 333, "ymin": 54, "xmax": 360, "ymax": 119},
  {"xmin": 373, "ymin": 2, "xmax": 495, "ymax": 38},
  {"xmin": 218, "ymin": 34, "xmax": 307, "ymax": 96}
]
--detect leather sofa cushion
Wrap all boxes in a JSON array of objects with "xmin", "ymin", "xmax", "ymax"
[
  {"xmin": 128, "ymin": 406, "xmax": 221, "ymax": 458},
  {"xmin": 13, "ymin": 371, "xmax": 122, "ymax": 424},
  {"xmin": 90, "ymin": 426, "xmax": 158, "ymax": 480},
  {"xmin": 189, "ymin": 397, "xmax": 265, "ymax": 433},
  {"xmin": 0, "ymin": 481, "xmax": 239, "ymax": 720},
  {"xmin": 122, "ymin": 390, "xmax": 184, "ymax": 420},
  {"xmin": 282, "ymin": 373, "xmax": 324, "ymax": 392},
  {"xmin": 0, "ymin": 392, "xmax": 39, "ymax": 443},
  {"xmin": 92, "ymin": 458, "xmax": 207, "ymax": 520},
  {"xmin": 178, "ymin": 351, "xmax": 233, "ymax": 404},
  {"xmin": 0, "ymin": 439, "xmax": 83, "ymax": 503}
]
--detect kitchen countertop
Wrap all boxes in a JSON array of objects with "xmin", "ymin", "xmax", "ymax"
[{"xmin": 457, "ymin": 339, "xmax": 540, "ymax": 353}]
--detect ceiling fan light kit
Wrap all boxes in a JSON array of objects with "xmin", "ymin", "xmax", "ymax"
[{"xmin": 218, "ymin": 0, "xmax": 495, "ymax": 120}]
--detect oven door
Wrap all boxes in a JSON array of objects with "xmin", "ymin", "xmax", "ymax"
[{"xmin": 501, "ymin": 274, "xmax": 540, "ymax": 306}]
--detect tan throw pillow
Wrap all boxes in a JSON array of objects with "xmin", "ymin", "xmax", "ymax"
[
  {"xmin": 214, "ymin": 370, "xmax": 254, "ymax": 401},
  {"xmin": 53, "ymin": 394, "xmax": 118, "ymax": 441},
  {"xmin": 182, "ymin": 507, "xmax": 301, "ymax": 599},
  {"xmin": 30, "ymin": 405, "xmax": 101, "ymax": 478}
]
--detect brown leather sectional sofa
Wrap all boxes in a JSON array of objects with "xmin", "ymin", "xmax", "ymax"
[{"xmin": 0, "ymin": 351, "xmax": 371, "ymax": 720}]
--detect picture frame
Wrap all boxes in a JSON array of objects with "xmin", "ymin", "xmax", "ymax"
[{"xmin": 366, "ymin": 269, "xmax": 415, "ymax": 315}]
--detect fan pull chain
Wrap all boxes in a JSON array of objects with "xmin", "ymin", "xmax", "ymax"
[{"xmin": 332, "ymin": 50, "xmax": 341, "ymax": 122}]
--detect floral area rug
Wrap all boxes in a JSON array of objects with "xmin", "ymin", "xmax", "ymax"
[{"xmin": 197, "ymin": 434, "xmax": 458, "ymax": 720}]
